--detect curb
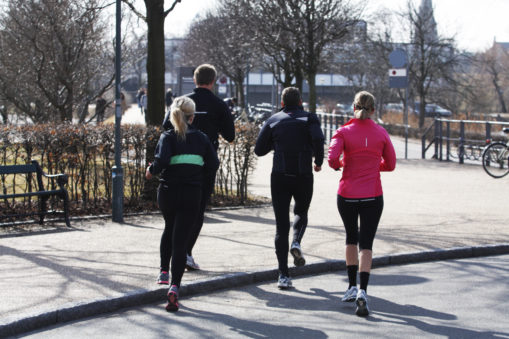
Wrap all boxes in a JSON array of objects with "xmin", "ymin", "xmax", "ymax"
[{"xmin": 1, "ymin": 243, "xmax": 509, "ymax": 337}]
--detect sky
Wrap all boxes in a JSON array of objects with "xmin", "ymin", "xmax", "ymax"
[{"xmin": 156, "ymin": 0, "xmax": 509, "ymax": 53}]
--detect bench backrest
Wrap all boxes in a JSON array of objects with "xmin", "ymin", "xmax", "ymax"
[
  {"xmin": 0, "ymin": 161, "xmax": 45, "ymax": 193},
  {"xmin": 0, "ymin": 164, "xmax": 38, "ymax": 175}
]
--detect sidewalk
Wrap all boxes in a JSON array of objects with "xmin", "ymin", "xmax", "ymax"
[{"xmin": 1, "ymin": 140, "xmax": 509, "ymax": 336}]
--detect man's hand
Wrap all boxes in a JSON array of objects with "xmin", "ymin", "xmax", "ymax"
[
  {"xmin": 314, "ymin": 165, "xmax": 321, "ymax": 172},
  {"xmin": 145, "ymin": 166, "xmax": 152, "ymax": 180}
]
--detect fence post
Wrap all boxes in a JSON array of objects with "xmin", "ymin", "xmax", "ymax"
[
  {"xmin": 421, "ymin": 136, "xmax": 425, "ymax": 159},
  {"xmin": 434, "ymin": 119, "xmax": 439, "ymax": 159},
  {"xmin": 459, "ymin": 120, "xmax": 465, "ymax": 164},
  {"xmin": 486, "ymin": 122, "xmax": 491, "ymax": 143},
  {"xmin": 329, "ymin": 115, "xmax": 334, "ymax": 141},
  {"xmin": 446, "ymin": 121, "xmax": 450, "ymax": 161},
  {"xmin": 439, "ymin": 119, "xmax": 443, "ymax": 161}
]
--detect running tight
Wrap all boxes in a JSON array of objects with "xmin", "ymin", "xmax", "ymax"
[
  {"xmin": 158, "ymin": 183, "xmax": 202, "ymax": 287},
  {"xmin": 271, "ymin": 172, "xmax": 313, "ymax": 276},
  {"xmin": 337, "ymin": 195, "xmax": 384, "ymax": 251}
]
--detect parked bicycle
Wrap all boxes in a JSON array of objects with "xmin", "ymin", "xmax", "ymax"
[{"xmin": 482, "ymin": 128, "xmax": 509, "ymax": 178}]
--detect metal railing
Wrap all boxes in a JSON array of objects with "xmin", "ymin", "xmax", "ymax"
[
  {"xmin": 421, "ymin": 118, "xmax": 509, "ymax": 163},
  {"xmin": 316, "ymin": 112, "xmax": 353, "ymax": 143}
]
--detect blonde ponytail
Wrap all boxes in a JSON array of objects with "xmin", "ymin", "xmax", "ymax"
[
  {"xmin": 169, "ymin": 96, "xmax": 195, "ymax": 140},
  {"xmin": 354, "ymin": 108, "xmax": 370, "ymax": 120},
  {"xmin": 353, "ymin": 91, "xmax": 375, "ymax": 120}
]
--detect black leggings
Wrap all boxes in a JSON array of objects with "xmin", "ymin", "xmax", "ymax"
[
  {"xmin": 337, "ymin": 195, "xmax": 384, "ymax": 251},
  {"xmin": 271, "ymin": 172, "xmax": 313, "ymax": 276},
  {"xmin": 158, "ymin": 183, "xmax": 202, "ymax": 287},
  {"xmin": 186, "ymin": 184, "xmax": 213, "ymax": 256}
]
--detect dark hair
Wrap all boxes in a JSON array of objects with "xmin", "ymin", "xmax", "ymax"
[
  {"xmin": 282, "ymin": 87, "xmax": 301, "ymax": 107},
  {"xmin": 194, "ymin": 64, "xmax": 217, "ymax": 85}
]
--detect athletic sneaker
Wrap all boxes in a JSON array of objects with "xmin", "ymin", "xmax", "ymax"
[
  {"xmin": 186, "ymin": 255, "xmax": 200, "ymax": 271},
  {"xmin": 157, "ymin": 271, "xmax": 169, "ymax": 285},
  {"xmin": 290, "ymin": 241, "xmax": 306, "ymax": 267},
  {"xmin": 165, "ymin": 285, "xmax": 179, "ymax": 312},
  {"xmin": 355, "ymin": 289, "xmax": 370, "ymax": 317},
  {"xmin": 341, "ymin": 286, "xmax": 358, "ymax": 302},
  {"xmin": 277, "ymin": 274, "xmax": 293, "ymax": 289}
]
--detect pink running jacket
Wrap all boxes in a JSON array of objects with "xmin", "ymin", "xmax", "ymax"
[{"xmin": 328, "ymin": 118, "xmax": 396, "ymax": 198}]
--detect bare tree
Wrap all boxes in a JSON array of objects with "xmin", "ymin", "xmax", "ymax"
[
  {"xmin": 475, "ymin": 44, "xmax": 509, "ymax": 113},
  {"xmin": 182, "ymin": 5, "xmax": 252, "ymax": 109},
  {"xmin": 228, "ymin": 0, "xmax": 361, "ymax": 113},
  {"xmin": 121, "ymin": 0, "xmax": 181, "ymax": 126},
  {"xmin": 0, "ymin": 0, "xmax": 114, "ymax": 123},
  {"xmin": 403, "ymin": 0, "xmax": 459, "ymax": 128}
]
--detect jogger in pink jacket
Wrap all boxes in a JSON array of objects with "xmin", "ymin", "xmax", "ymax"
[{"xmin": 328, "ymin": 91, "xmax": 396, "ymax": 317}]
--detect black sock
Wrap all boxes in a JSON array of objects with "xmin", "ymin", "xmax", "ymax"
[
  {"xmin": 347, "ymin": 265, "xmax": 358, "ymax": 288},
  {"xmin": 360, "ymin": 272, "xmax": 370, "ymax": 292}
]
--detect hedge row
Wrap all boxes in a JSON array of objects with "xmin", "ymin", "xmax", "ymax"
[{"xmin": 0, "ymin": 122, "xmax": 259, "ymax": 218}]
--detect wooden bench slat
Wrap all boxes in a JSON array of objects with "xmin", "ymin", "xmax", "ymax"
[{"xmin": 0, "ymin": 164, "xmax": 37, "ymax": 175}]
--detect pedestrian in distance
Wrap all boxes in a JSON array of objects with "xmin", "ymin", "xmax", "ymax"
[
  {"xmin": 146, "ymin": 96, "xmax": 219, "ymax": 312},
  {"xmin": 254, "ymin": 86, "xmax": 324, "ymax": 290},
  {"xmin": 327, "ymin": 90, "xmax": 396, "ymax": 317},
  {"xmin": 165, "ymin": 87, "xmax": 174, "ymax": 111},
  {"xmin": 140, "ymin": 90, "xmax": 148, "ymax": 116},
  {"xmin": 120, "ymin": 92, "xmax": 128, "ymax": 115},
  {"xmin": 162, "ymin": 63, "xmax": 235, "ymax": 272},
  {"xmin": 136, "ymin": 87, "xmax": 145, "ymax": 114},
  {"xmin": 95, "ymin": 95, "xmax": 107, "ymax": 124}
]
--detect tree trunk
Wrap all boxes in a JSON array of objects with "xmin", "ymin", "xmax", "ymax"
[
  {"xmin": 295, "ymin": 70, "xmax": 304, "ymax": 93},
  {"xmin": 144, "ymin": 0, "xmax": 166, "ymax": 127},
  {"xmin": 307, "ymin": 73, "xmax": 317, "ymax": 113},
  {"xmin": 493, "ymin": 78, "xmax": 508, "ymax": 113},
  {"xmin": 235, "ymin": 78, "xmax": 245, "ymax": 111},
  {"xmin": 418, "ymin": 100, "xmax": 426, "ymax": 129}
]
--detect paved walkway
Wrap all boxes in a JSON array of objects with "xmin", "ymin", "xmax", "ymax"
[
  {"xmin": 1, "ymin": 137, "xmax": 509, "ymax": 337},
  {"xmin": 21, "ymin": 255, "xmax": 509, "ymax": 338}
]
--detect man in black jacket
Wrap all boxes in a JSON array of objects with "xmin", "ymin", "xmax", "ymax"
[
  {"xmin": 255, "ymin": 87, "xmax": 324, "ymax": 289},
  {"xmin": 162, "ymin": 64, "xmax": 235, "ymax": 272}
]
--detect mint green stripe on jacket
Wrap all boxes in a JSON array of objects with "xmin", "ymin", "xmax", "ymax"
[{"xmin": 169, "ymin": 154, "xmax": 204, "ymax": 166}]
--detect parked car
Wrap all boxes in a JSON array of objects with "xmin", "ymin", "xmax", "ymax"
[
  {"xmin": 414, "ymin": 102, "xmax": 452, "ymax": 117},
  {"xmin": 385, "ymin": 102, "xmax": 404, "ymax": 112},
  {"xmin": 335, "ymin": 103, "xmax": 353, "ymax": 115}
]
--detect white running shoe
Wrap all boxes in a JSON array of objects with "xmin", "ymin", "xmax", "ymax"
[
  {"xmin": 341, "ymin": 286, "xmax": 358, "ymax": 302},
  {"xmin": 355, "ymin": 289, "xmax": 370, "ymax": 316},
  {"xmin": 185, "ymin": 255, "xmax": 200, "ymax": 271},
  {"xmin": 290, "ymin": 241, "xmax": 306, "ymax": 267},
  {"xmin": 277, "ymin": 275, "xmax": 293, "ymax": 289}
]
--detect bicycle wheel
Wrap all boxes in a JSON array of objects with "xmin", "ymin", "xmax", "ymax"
[{"xmin": 482, "ymin": 142, "xmax": 509, "ymax": 178}]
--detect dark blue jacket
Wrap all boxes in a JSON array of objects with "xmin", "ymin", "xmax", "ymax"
[
  {"xmin": 163, "ymin": 88, "xmax": 235, "ymax": 150},
  {"xmin": 149, "ymin": 125, "xmax": 219, "ymax": 190},
  {"xmin": 254, "ymin": 106, "xmax": 324, "ymax": 176}
]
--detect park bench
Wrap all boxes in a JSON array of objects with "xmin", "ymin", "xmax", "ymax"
[{"xmin": 0, "ymin": 160, "xmax": 70, "ymax": 227}]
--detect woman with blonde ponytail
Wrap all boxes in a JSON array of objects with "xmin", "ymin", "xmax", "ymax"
[
  {"xmin": 146, "ymin": 96, "xmax": 219, "ymax": 312},
  {"xmin": 327, "ymin": 90, "xmax": 396, "ymax": 317},
  {"xmin": 169, "ymin": 96, "xmax": 194, "ymax": 140},
  {"xmin": 353, "ymin": 91, "xmax": 375, "ymax": 120}
]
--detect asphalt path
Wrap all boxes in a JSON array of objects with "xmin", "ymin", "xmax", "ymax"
[{"xmin": 18, "ymin": 254, "xmax": 509, "ymax": 339}]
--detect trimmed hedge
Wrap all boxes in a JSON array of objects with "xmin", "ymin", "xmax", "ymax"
[{"xmin": 0, "ymin": 121, "xmax": 259, "ymax": 218}]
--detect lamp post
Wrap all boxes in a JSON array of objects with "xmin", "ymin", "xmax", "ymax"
[{"xmin": 112, "ymin": 0, "xmax": 124, "ymax": 222}]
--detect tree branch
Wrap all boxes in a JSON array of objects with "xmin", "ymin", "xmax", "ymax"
[
  {"xmin": 121, "ymin": 0, "xmax": 146, "ymax": 22},
  {"xmin": 164, "ymin": 0, "xmax": 181, "ymax": 17}
]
